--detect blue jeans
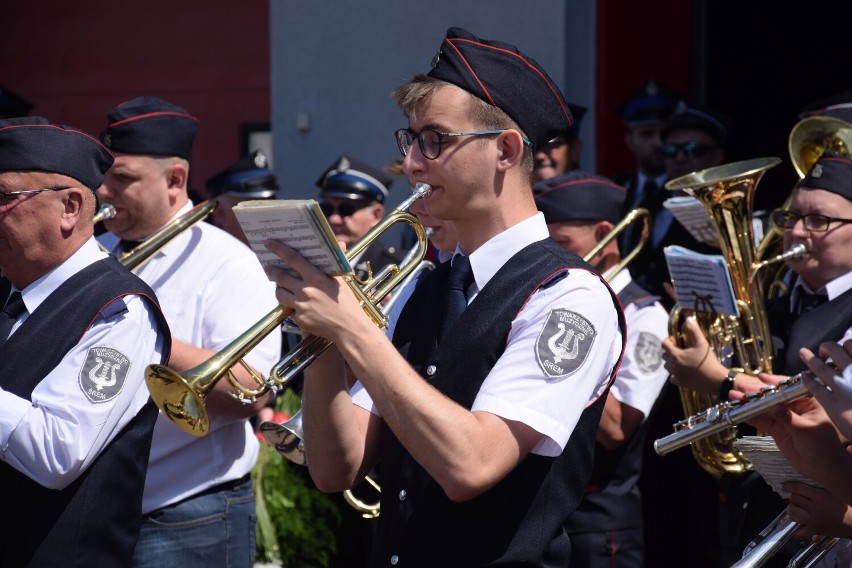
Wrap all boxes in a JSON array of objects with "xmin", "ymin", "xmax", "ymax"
[{"xmin": 132, "ymin": 477, "xmax": 257, "ymax": 568}]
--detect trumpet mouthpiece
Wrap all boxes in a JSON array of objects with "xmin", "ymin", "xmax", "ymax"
[
  {"xmin": 413, "ymin": 182, "xmax": 433, "ymax": 198},
  {"xmin": 782, "ymin": 243, "xmax": 807, "ymax": 260}
]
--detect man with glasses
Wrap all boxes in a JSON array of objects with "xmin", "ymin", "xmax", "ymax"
[
  {"xmin": 266, "ymin": 27, "xmax": 625, "ymax": 567},
  {"xmin": 531, "ymin": 103, "xmax": 587, "ymax": 184},
  {"xmin": 627, "ymin": 103, "xmax": 729, "ymax": 307},
  {"xmin": 0, "ymin": 116, "xmax": 170, "ymax": 565},
  {"xmin": 662, "ymin": 151, "xmax": 852, "ymax": 565},
  {"xmin": 316, "ymin": 154, "xmax": 402, "ymax": 281}
]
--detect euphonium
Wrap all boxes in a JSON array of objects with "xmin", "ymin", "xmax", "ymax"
[
  {"xmin": 664, "ymin": 157, "xmax": 786, "ymax": 477},
  {"xmin": 146, "ymin": 184, "xmax": 432, "ymax": 436}
]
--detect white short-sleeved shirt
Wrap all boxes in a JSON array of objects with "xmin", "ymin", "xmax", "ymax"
[
  {"xmin": 0, "ymin": 237, "xmax": 165, "ymax": 489},
  {"xmin": 99, "ymin": 202, "xmax": 282, "ymax": 513},
  {"xmin": 607, "ymin": 269, "xmax": 670, "ymax": 418},
  {"xmin": 352, "ymin": 213, "xmax": 623, "ymax": 456}
]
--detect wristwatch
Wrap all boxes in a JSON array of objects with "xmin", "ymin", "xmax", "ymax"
[{"xmin": 717, "ymin": 369, "xmax": 738, "ymax": 400}]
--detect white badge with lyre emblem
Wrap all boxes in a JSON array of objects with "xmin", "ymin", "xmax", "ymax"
[
  {"xmin": 79, "ymin": 346, "xmax": 130, "ymax": 403},
  {"xmin": 536, "ymin": 309, "xmax": 596, "ymax": 378},
  {"xmin": 635, "ymin": 331, "xmax": 663, "ymax": 374}
]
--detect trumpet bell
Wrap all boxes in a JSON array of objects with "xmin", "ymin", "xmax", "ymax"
[
  {"xmin": 146, "ymin": 364, "xmax": 209, "ymax": 435},
  {"xmin": 259, "ymin": 415, "xmax": 305, "ymax": 465}
]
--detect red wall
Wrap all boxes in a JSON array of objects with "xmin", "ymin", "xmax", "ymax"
[
  {"xmin": 0, "ymin": 0, "xmax": 270, "ymax": 194},
  {"xmin": 595, "ymin": 0, "xmax": 692, "ymax": 180}
]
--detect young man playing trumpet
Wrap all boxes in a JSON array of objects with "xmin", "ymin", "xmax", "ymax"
[{"xmin": 266, "ymin": 27, "xmax": 625, "ymax": 567}]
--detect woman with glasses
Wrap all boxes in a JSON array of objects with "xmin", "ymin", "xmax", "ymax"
[{"xmin": 661, "ymin": 151, "xmax": 852, "ymax": 566}]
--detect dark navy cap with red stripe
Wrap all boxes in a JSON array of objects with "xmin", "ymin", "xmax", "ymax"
[
  {"xmin": 798, "ymin": 151, "xmax": 852, "ymax": 201},
  {"xmin": 0, "ymin": 116, "xmax": 113, "ymax": 191},
  {"xmin": 534, "ymin": 170, "xmax": 627, "ymax": 224},
  {"xmin": 426, "ymin": 27, "xmax": 573, "ymax": 152},
  {"xmin": 99, "ymin": 96, "xmax": 198, "ymax": 160}
]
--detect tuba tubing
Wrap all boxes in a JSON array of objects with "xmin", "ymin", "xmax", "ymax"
[{"xmin": 146, "ymin": 184, "xmax": 432, "ymax": 436}]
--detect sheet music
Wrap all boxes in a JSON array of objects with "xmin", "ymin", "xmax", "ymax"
[
  {"xmin": 734, "ymin": 436, "xmax": 823, "ymax": 498},
  {"xmin": 663, "ymin": 196, "xmax": 718, "ymax": 246},
  {"xmin": 232, "ymin": 199, "xmax": 352, "ymax": 276},
  {"xmin": 664, "ymin": 245, "xmax": 739, "ymax": 316}
]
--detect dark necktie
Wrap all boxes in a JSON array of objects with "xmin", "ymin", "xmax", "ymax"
[
  {"xmin": 119, "ymin": 239, "xmax": 142, "ymax": 254},
  {"xmin": 0, "ymin": 291, "xmax": 26, "ymax": 346},
  {"xmin": 796, "ymin": 292, "xmax": 827, "ymax": 316},
  {"xmin": 439, "ymin": 254, "xmax": 473, "ymax": 340},
  {"xmin": 621, "ymin": 178, "xmax": 659, "ymax": 252}
]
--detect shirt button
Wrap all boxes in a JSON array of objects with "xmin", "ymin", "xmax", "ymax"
[
  {"xmin": 398, "ymin": 489, "xmax": 407, "ymax": 501},
  {"xmin": 426, "ymin": 365, "xmax": 437, "ymax": 376},
  {"xmin": 390, "ymin": 554, "xmax": 399, "ymax": 565}
]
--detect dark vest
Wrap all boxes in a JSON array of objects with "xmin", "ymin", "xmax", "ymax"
[
  {"xmin": 374, "ymin": 238, "xmax": 626, "ymax": 567},
  {"xmin": 767, "ymin": 287, "xmax": 852, "ymax": 374},
  {"xmin": 565, "ymin": 282, "xmax": 662, "ymax": 533},
  {"xmin": 0, "ymin": 256, "xmax": 170, "ymax": 568}
]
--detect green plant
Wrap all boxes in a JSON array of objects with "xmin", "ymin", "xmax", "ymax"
[{"xmin": 253, "ymin": 389, "xmax": 342, "ymax": 567}]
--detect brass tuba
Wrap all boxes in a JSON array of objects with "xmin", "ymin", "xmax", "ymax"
[{"xmin": 664, "ymin": 158, "xmax": 789, "ymax": 477}]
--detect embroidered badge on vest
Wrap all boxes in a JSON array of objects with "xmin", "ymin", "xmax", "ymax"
[
  {"xmin": 536, "ymin": 309, "xmax": 596, "ymax": 377},
  {"xmin": 79, "ymin": 346, "xmax": 130, "ymax": 403},
  {"xmin": 635, "ymin": 331, "xmax": 664, "ymax": 374}
]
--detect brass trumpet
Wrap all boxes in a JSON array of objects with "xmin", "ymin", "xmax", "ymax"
[
  {"xmin": 121, "ymin": 200, "xmax": 218, "ymax": 271},
  {"xmin": 146, "ymin": 184, "xmax": 432, "ymax": 436},
  {"xmin": 260, "ymin": 231, "xmax": 436, "ymax": 465},
  {"xmin": 582, "ymin": 207, "xmax": 650, "ymax": 282}
]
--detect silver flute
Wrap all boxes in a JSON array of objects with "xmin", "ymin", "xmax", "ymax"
[{"xmin": 654, "ymin": 373, "xmax": 810, "ymax": 456}]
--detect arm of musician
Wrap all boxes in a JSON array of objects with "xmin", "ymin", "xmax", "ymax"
[
  {"xmin": 300, "ymin": 346, "xmax": 381, "ymax": 492},
  {"xmin": 801, "ymin": 341, "xmax": 852, "ymax": 443},
  {"xmin": 267, "ymin": 240, "xmax": 544, "ymax": 503},
  {"xmin": 167, "ymin": 339, "xmax": 273, "ymax": 417},
  {"xmin": 738, "ymin": 389, "xmax": 852, "ymax": 501},
  {"xmin": 785, "ymin": 481, "xmax": 852, "ymax": 539},
  {"xmin": 662, "ymin": 316, "xmax": 766, "ymax": 396},
  {"xmin": 597, "ymin": 396, "xmax": 644, "ymax": 450}
]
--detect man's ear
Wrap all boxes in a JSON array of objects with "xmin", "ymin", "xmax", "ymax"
[
  {"xmin": 166, "ymin": 161, "xmax": 188, "ymax": 192},
  {"xmin": 371, "ymin": 203, "xmax": 385, "ymax": 222},
  {"xmin": 496, "ymin": 129, "xmax": 526, "ymax": 171},
  {"xmin": 60, "ymin": 188, "xmax": 87, "ymax": 232}
]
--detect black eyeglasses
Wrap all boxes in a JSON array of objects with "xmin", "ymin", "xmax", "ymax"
[
  {"xmin": 661, "ymin": 142, "xmax": 716, "ymax": 159},
  {"xmin": 395, "ymin": 128, "xmax": 532, "ymax": 160},
  {"xmin": 771, "ymin": 209, "xmax": 852, "ymax": 232},
  {"xmin": 319, "ymin": 200, "xmax": 373, "ymax": 219}
]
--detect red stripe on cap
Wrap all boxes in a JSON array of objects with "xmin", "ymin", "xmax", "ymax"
[
  {"xmin": 443, "ymin": 38, "xmax": 497, "ymax": 106},
  {"xmin": 109, "ymin": 111, "xmax": 199, "ymax": 129},
  {"xmin": 0, "ymin": 123, "xmax": 113, "ymax": 154},
  {"xmin": 535, "ymin": 178, "xmax": 626, "ymax": 200},
  {"xmin": 820, "ymin": 155, "xmax": 852, "ymax": 167},
  {"xmin": 447, "ymin": 37, "xmax": 573, "ymax": 128}
]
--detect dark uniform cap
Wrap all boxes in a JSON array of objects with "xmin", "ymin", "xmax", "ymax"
[
  {"xmin": 206, "ymin": 150, "xmax": 278, "ymax": 198},
  {"xmin": 618, "ymin": 80, "xmax": 680, "ymax": 127},
  {"xmin": 0, "ymin": 116, "xmax": 114, "ymax": 191},
  {"xmin": 315, "ymin": 155, "xmax": 393, "ymax": 203},
  {"xmin": 797, "ymin": 151, "xmax": 852, "ymax": 200},
  {"xmin": 426, "ymin": 26, "xmax": 573, "ymax": 152},
  {"xmin": 534, "ymin": 170, "xmax": 626, "ymax": 224},
  {"xmin": 0, "ymin": 86, "xmax": 33, "ymax": 118},
  {"xmin": 99, "ymin": 96, "xmax": 198, "ymax": 160},
  {"xmin": 663, "ymin": 102, "xmax": 729, "ymax": 147}
]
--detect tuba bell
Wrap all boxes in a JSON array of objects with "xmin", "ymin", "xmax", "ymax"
[{"xmin": 664, "ymin": 157, "xmax": 794, "ymax": 477}]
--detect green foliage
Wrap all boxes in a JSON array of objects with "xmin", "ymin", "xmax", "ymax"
[{"xmin": 253, "ymin": 389, "xmax": 342, "ymax": 567}]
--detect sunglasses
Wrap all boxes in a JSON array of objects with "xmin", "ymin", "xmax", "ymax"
[
  {"xmin": 661, "ymin": 142, "xmax": 716, "ymax": 159},
  {"xmin": 319, "ymin": 200, "xmax": 372, "ymax": 218}
]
